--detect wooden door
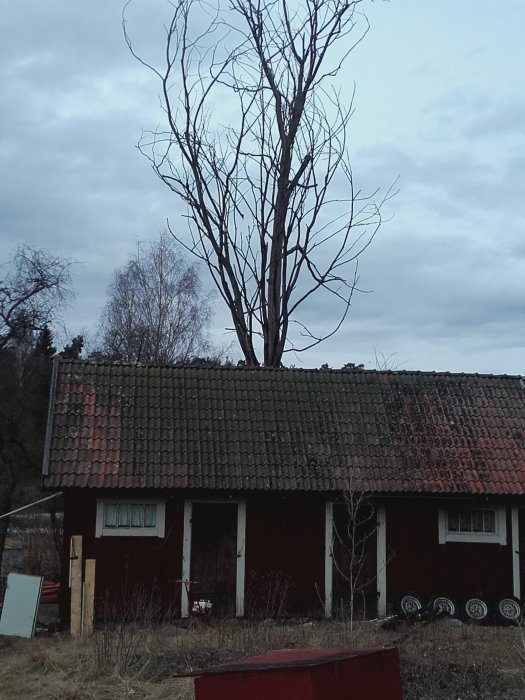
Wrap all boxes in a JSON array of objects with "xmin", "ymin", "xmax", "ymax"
[{"xmin": 190, "ymin": 503, "xmax": 238, "ymax": 616}]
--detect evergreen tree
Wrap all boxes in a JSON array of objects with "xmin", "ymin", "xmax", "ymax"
[
  {"xmin": 59, "ymin": 335, "xmax": 84, "ymax": 360},
  {"xmin": 33, "ymin": 325, "xmax": 56, "ymax": 359}
]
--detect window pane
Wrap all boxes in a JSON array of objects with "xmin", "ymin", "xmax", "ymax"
[
  {"xmin": 104, "ymin": 504, "xmax": 118, "ymax": 528},
  {"xmin": 459, "ymin": 511, "xmax": 471, "ymax": 532},
  {"xmin": 144, "ymin": 504, "xmax": 156, "ymax": 527},
  {"xmin": 118, "ymin": 504, "xmax": 130, "ymax": 527},
  {"xmin": 447, "ymin": 511, "xmax": 459, "ymax": 532},
  {"xmin": 483, "ymin": 510, "xmax": 496, "ymax": 533},
  {"xmin": 471, "ymin": 510, "xmax": 483, "ymax": 533},
  {"xmin": 131, "ymin": 504, "xmax": 144, "ymax": 527}
]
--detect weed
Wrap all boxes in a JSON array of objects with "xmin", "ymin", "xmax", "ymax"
[
  {"xmin": 244, "ymin": 569, "xmax": 293, "ymax": 619},
  {"xmin": 0, "ymin": 619, "xmax": 523, "ymax": 699}
]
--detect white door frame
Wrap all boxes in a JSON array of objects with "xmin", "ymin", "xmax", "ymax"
[
  {"xmin": 376, "ymin": 505, "xmax": 387, "ymax": 617},
  {"xmin": 324, "ymin": 502, "xmax": 333, "ymax": 618},
  {"xmin": 181, "ymin": 500, "xmax": 193, "ymax": 618},
  {"xmin": 181, "ymin": 499, "xmax": 246, "ymax": 618},
  {"xmin": 236, "ymin": 501, "xmax": 247, "ymax": 617},
  {"xmin": 512, "ymin": 506, "xmax": 520, "ymax": 599}
]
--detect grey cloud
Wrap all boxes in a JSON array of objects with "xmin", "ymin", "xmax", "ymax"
[
  {"xmin": 424, "ymin": 90, "xmax": 525, "ymax": 144},
  {"xmin": 0, "ymin": 2, "xmax": 171, "ymax": 80},
  {"xmin": 290, "ymin": 205, "xmax": 525, "ymax": 373},
  {"xmin": 357, "ymin": 142, "xmax": 525, "ymax": 229},
  {"xmin": 1, "ymin": 0, "xmax": 524, "ymax": 375},
  {"xmin": 465, "ymin": 103, "xmax": 525, "ymax": 140}
]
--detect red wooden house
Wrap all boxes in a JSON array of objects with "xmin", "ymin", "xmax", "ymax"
[{"xmin": 43, "ymin": 361, "xmax": 525, "ymax": 621}]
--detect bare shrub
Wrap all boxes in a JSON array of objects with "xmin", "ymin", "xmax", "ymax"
[
  {"xmin": 1, "ymin": 616, "xmax": 524, "ymax": 698},
  {"xmin": 92, "ymin": 583, "xmax": 178, "ymax": 678},
  {"xmin": 244, "ymin": 570, "xmax": 293, "ymax": 620},
  {"xmin": 5, "ymin": 510, "xmax": 62, "ymax": 580},
  {"xmin": 333, "ymin": 492, "xmax": 377, "ymax": 626},
  {"xmin": 331, "ymin": 480, "xmax": 392, "ymax": 632},
  {"xmin": 398, "ymin": 621, "xmax": 522, "ymax": 699}
]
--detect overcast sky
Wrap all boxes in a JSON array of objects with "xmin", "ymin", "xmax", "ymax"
[{"xmin": 1, "ymin": 1, "xmax": 524, "ymax": 373}]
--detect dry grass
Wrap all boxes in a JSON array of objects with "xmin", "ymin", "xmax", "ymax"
[{"xmin": 0, "ymin": 619, "xmax": 523, "ymax": 699}]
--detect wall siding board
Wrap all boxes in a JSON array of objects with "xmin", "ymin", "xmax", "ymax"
[
  {"xmin": 62, "ymin": 491, "xmax": 327, "ymax": 620},
  {"xmin": 61, "ymin": 492, "xmax": 184, "ymax": 620},
  {"xmin": 245, "ymin": 495, "xmax": 325, "ymax": 617},
  {"xmin": 61, "ymin": 492, "xmax": 517, "ymax": 622},
  {"xmin": 386, "ymin": 500, "xmax": 513, "ymax": 603}
]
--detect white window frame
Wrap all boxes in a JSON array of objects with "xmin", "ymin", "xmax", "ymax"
[
  {"xmin": 95, "ymin": 499, "xmax": 166, "ymax": 538},
  {"xmin": 438, "ymin": 506, "xmax": 506, "ymax": 545}
]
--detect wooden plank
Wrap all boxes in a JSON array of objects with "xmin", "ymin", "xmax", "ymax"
[
  {"xmin": 70, "ymin": 535, "xmax": 83, "ymax": 638},
  {"xmin": 82, "ymin": 559, "xmax": 96, "ymax": 636}
]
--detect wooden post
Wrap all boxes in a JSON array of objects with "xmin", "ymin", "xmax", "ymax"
[
  {"xmin": 82, "ymin": 559, "xmax": 96, "ymax": 636},
  {"xmin": 70, "ymin": 535, "xmax": 83, "ymax": 638}
]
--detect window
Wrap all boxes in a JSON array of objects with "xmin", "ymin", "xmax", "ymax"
[
  {"xmin": 438, "ymin": 506, "xmax": 506, "ymax": 544},
  {"xmin": 96, "ymin": 500, "xmax": 165, "ymax": 537}
]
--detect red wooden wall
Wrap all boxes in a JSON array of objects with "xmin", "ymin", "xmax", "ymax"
[
  {"xmin": 61, "ymin": 491, "xmax": 326, "ymax": 620},
  {"xmin": 61, "ymin": 491, "xmax": 184, "ymax": 621},
  {"xmin": 385, "ymin": 499, "xmax": 514, "ymax": 603},
  {"xmin": 245, "ymin": 495, "xmax": 325, "ymax": 617},
  {"xmin": 60, "ymin": 491, "xmax": 517, "ymax": 623}
]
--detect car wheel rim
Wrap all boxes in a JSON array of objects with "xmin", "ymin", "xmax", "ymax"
[
  {"xmin": 433, "ymin": 597, "xmax": 456, "ymax": 616},
  {"xmin": 400, "ymin": 595, "xmax": 422, "ymax": 614},
  {"xmin": 464, "ymin": 598, "xmax": 488, "ymax": 620},
  {"xmin": 498, "ymin": 598, "xmax": 521, "ymax": 621}
]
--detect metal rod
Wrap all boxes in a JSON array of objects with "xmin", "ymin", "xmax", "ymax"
[{"xmin": 0, "ymin": 492, "xmax": 63, "ymax": 520}]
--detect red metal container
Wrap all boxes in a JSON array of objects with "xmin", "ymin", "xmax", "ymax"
[{"xmin": 194, "ymin": 647, "xmax": 403, "ymax": 700}]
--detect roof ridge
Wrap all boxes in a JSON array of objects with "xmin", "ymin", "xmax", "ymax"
[{"xmin": 55, "ymin": 358, "xmax": 523, "ymax": 380}]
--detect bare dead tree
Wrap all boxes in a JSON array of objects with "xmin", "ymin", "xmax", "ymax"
[
  {"xmin": 124, "ymin": 0, "xmax": 394, "ymax": 367},
  {"xmin": 0, "ymin": 245, "xmax": 72, "ymax": 351},
  {"xmin": 97, "ymin": 233, "xmax": 214, "ymax": 364},
  {"xmin": 0, "ymin": 247, "xmax": 71, "ymax": 573},
  {"xmin": 373, "ymin": 347, "xmax": 406, "ymax": 371},
  {"xmin": 0, "ymin": 333, "xmax": 61, "ymax": 574}
]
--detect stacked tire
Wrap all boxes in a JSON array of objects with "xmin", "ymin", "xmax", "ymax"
[
  {"xmin": 431, "ymin": 596, "xmax": 459, "ymax": 618},
  {"xmin": 396, "ymin": 593, "xmax": 522, "ymax": 624},
  {"xmin": 463, "ymin": 597, "xmax": 490, "ymax": 623},
  {"xmin": 494, "ymin": 597, "xmax": 521, "ymax": 625}
]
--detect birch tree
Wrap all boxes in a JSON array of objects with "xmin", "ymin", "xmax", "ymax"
[{"xmin": 97, "ymin": 234, "xmax": 213, "ymax": 364}]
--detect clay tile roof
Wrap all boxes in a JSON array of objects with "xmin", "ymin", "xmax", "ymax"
[{"xmin": 43, "ymin": 360, "xmax": 525, "ymax": 495}]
